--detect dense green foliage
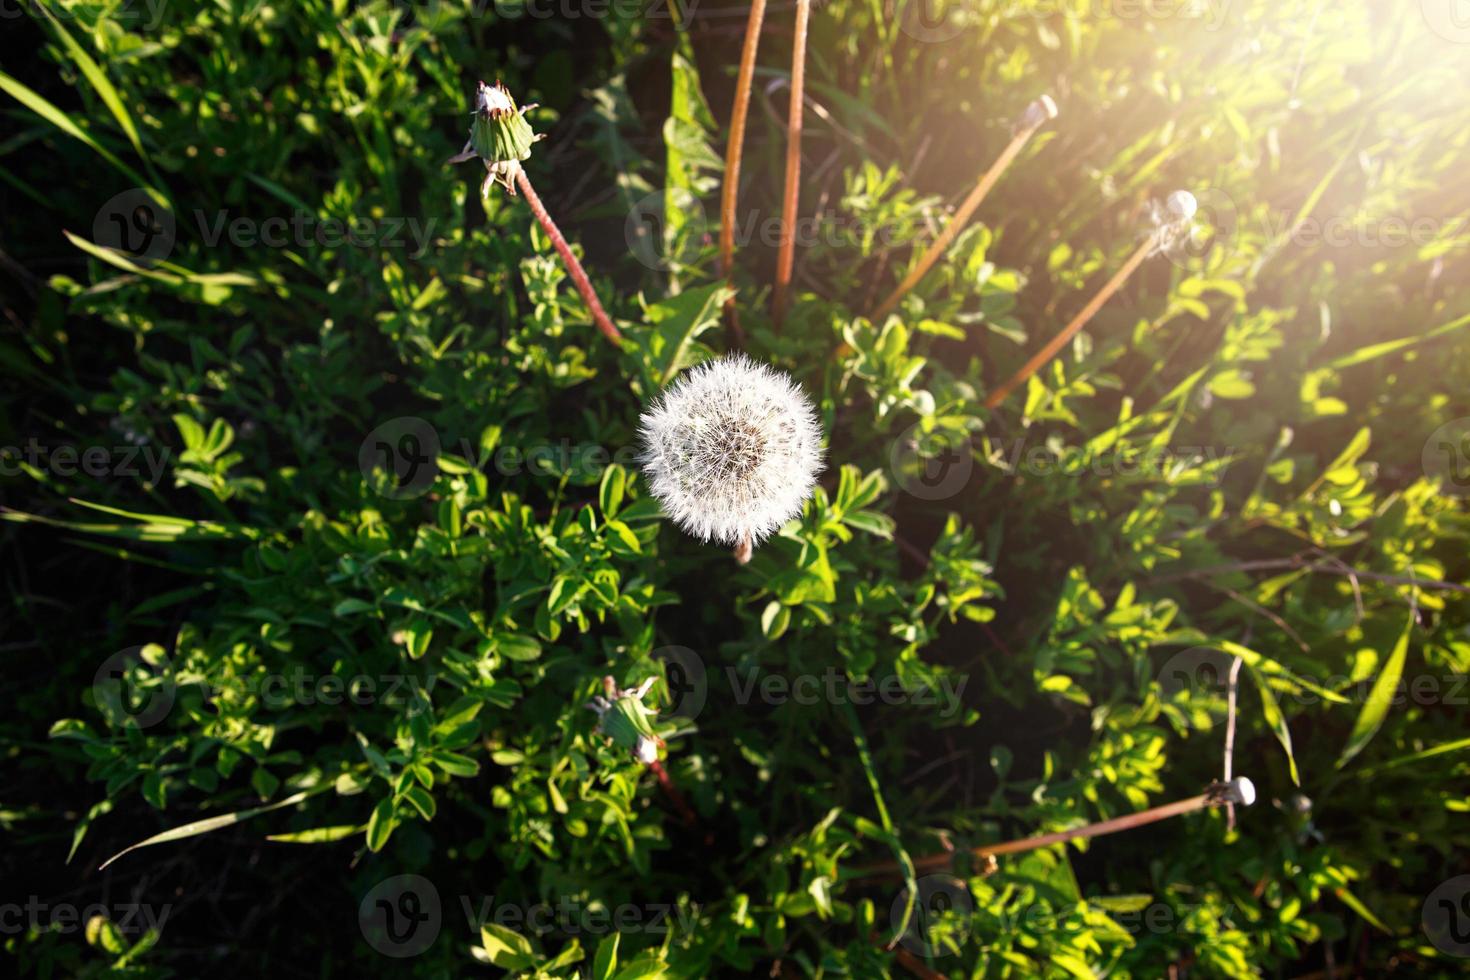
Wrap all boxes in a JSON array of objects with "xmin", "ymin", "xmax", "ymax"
[{"xmin": 2, "ymin": 1, "xmax": 1468, "ymax": 976}]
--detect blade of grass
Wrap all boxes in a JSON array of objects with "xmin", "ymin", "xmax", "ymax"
[
  {"xmin": 839, "ymin": 701, "xmax": 917, "ymax": 951},
  {"xmin": 35, "ymin": 6, "xmax": 150, "ymax": 166},
  {"xmin": 99, "ymin": 785, "xmax": 334, "ymax": 870},
  {"xmin": 0, "ymin": 70, "xmax": 164, "ymax": 207}
]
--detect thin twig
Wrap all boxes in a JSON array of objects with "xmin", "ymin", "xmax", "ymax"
[
  {"xmin": 985, "ymin": 232, "xmax": 1157, "ymax": 410},
  {"xmin": 1223, "ymin": 655, "xmax": 1243, "ymax": 831},
  {"xmin": 513, "ymin": 165, "xmax": 623, "ymax": 347},
  {"xmin": 771, "ymin": 0, "xmax": 810, "ymax": 328}
]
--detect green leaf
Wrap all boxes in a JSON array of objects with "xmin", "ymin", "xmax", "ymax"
[
  {"xmin": 498, "ymin": 633, "xmax": 543, "ymax": 662},
  {"xmin": 365, "ymin": 797, "xmax": 396, "ymax": 852},
  {"xmin": 1337, "ymin": 616, "xmax": 1412, "ymax": 769},
  {"xmin": 401, "ymin": 785, "xmax": 437, "ymax": 821},
  {"xmin": 592, "ymin": 933, "xmax": 620, "ymax": 980},
  {"xmin": 646, "ymin": 282, "xmax": 734, "ymax": 387},
  {"xmin": 1245, "ymin": 662, "xmax": 1300, "ymax": 786},
  {"xmin": 266, "ymin": 825, "xmax": 361, "ymax": 844},
  {"xmin": 599, "ymin": 463, "xmax": 626, "ymax": 518},
  {"xmin": 480, "ymin": 921, "xmax": 537, "ymax": 970}
]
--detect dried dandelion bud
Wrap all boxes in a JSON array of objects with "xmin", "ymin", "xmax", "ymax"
[
  {"xmin": 1016, "ymin": 94, "xmax": 1059, "ymax": 133},
  {"xmin": 638, "ymin": 355, "xmax": 823, "ymax": 560}
]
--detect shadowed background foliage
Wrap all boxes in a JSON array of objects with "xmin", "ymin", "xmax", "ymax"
[{"xmin": 2, "ymin": 0, "xmax": 1468, "ymax": 976}]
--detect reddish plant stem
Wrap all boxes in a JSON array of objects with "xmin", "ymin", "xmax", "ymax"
[
  {"xmin": 720, "ymin": 0, "xmax": 768, "ymax": 284},
  {"xmin": 648, "ymin": 758, "xmax": 697, "ymax": 828},
  {"xmin": 513, "ymin": 165, "xmax": 623, "ymax": 347},
  {"xmin": 771, "ymin": 0, "xmax": 810, "ymax": 328}
]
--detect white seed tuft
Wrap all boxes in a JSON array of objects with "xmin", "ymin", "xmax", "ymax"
[{"xmin": 638, "ymin": 354, "xmax": 824, "ymax": 551}]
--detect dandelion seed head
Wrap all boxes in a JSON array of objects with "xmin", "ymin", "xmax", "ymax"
[{"xmin": 639, "ymin": 355, "xmax": 824, "ymax": 549}]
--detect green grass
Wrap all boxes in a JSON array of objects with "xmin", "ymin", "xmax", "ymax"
[{"xmin": 2, "ymin": 1, "xmax": 1469, "ymax": 976}]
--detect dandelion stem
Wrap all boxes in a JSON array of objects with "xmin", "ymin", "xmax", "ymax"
[
  {"xmin": 512, "ymin": 164, "xmax": 623, "ymax": 347},
  {"xmin": 648, "ymin": 758, "xmax": 698, "ymax": 828},
  {"xmin": 847, "ymin": 779, "xmax": 1254, "ymax": 880},
  {"xmin": 871, "ymin": 97, "xmax": 1056, "ymax": 323},
  {"xmin": 772, "ymin": 0, "xmax": 811, "ymax": 328},
  {"xmin": 733, "ymin": 531, "xmax": 754, "ymax": 565},
  {"xmin": 720, "ymin": 0, "xmax": 768, "ymax": 285},
  {"xmin": 983, "ymin": 232, "xmax": 1156, "ymax": 410}
]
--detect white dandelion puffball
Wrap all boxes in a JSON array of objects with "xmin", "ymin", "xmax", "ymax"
[{"xmin": 639, "ymin": 354, "xmax": 823, "ymax": 551}]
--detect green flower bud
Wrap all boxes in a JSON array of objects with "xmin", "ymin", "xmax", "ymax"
[
  {"xmin": 586, "ymin": 677, "xmax": 664, "ymax": 764},
  {"xmin": 448, "ymin": 80, "xmax": 543, "ymax": 196},
  {"xmin": 468, "ymin": 81, "xmax": 536, "ymax": 166}
]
